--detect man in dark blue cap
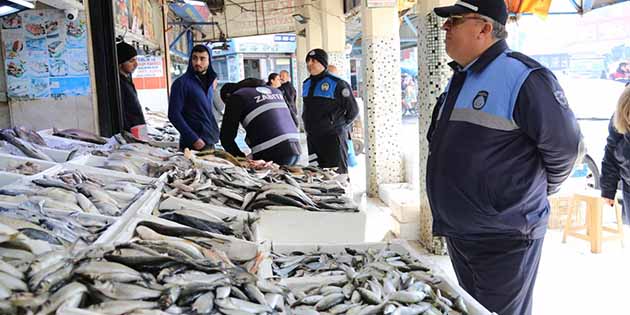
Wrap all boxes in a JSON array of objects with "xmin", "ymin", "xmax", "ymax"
[{"xmin": 426, "ymin": 1, "xmax": 583, "ymax": 314}]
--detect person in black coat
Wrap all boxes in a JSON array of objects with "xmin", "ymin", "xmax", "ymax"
[
  {"xmin": 116, "ymin": 41, "xmax": 146, "ymax": 132},
  {"xmin": 600, "ymin": 85, "xmax": 630, "ymax": 224},
  {"xmin": 278, "ymin": 70, "xmax": 298, "ymax": 127}
]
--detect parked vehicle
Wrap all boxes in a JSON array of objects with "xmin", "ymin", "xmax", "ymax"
[{"xmin": 560, "ymin": 77, "xmax": 627, "ymax": 189}]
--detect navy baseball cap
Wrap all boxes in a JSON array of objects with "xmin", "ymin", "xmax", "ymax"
[{"xmin": 434, "ymin": 0, "xmax": 508, "ymax": 25}]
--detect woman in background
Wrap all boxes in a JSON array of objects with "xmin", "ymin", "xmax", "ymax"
[
  {"xmin": 601, "ymin": 85, "xmax": 630, "ymax": 224},
  {"xmin": 266, "ymin": 73, "xmax": 282, "ymax": 88}
]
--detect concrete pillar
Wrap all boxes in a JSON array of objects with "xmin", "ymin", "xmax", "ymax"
[
  {"xmin": 416, "ymin": 0, "xmax": 452, "ymax": 254},
  {"xmin": 361, "ymin": 4, "xmax": 403, "ymax": 197},
  {"xmin": 304, "ymin": 4, "xmax": 322, "ymax": 51},
  {"xmin": 321, "ymin": 0, "xmax": 349, "ymax": 82},
  {"xmin": 295, "ymin": 34, "xmax": 308, "ymax": 130}
]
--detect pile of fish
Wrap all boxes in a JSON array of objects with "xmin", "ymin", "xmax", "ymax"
[
  {"xmin": 273, "ymin": 248, "xmax": 470, "ymax": 315},
  {"xmin": 0, "ymin": 203, "xmax": 113, "ymax": 247},
  {"xmin": 155, "ymin": 203, "xmax": 257, "ymax": 241},
  {"xmin": 0, "ymin": 220, "xmax": 288, "ymax": 315},
  {"xmin": 90, "ymin": 143, "xmax": 188, "ymax": 177},
  {"xmin": 145, "ymin": 108, "xmax": 180, "ymax": 143},
  {"xmin": 0, "ymin": 168, "xmax": 156, "ymax": 216},
  {"xmin": 0, "ymin": 127, "xmax": 55, "ymax": 162},
  {"xmin": 53, "ymin": 127, "xmax": 109, "ymax": 145},
  {"xmin": 163, "ymin": 165, "xmax": 358, "ymax": 212},
  {"xmin": 2, "ymin": 161, "xmax": 43, "ymax": 176}
]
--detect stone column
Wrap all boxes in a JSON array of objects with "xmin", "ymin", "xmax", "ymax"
[
  {"xmin": 361, "ymin": 4, "xmax": 403, "ymax": 197},
  {"xmin": 416, "ymin": 0, "xmax": 452, "ymax": 254},
  {"xmin": 320, "ymin": 0, "xmax": 349, "ymax": 82},
  {"xmin": 295, "ymin": 34, "xmax": 308, "ymax": 130}
]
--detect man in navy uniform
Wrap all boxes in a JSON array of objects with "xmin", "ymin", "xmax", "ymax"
[
  {"xmin": 220, "ymin": 78, "xmax": 301, "ymax": 165},
  {"xmin": 302, "ymin": 48, "xmax": 359, "ymax": 178},
  {"xmin": 427, "ymin": 1, "xmax": 583, "ymax": 314}
]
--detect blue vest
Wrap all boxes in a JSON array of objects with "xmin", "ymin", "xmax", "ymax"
[
  {"xmin": 427, "ymin": 51, "xmax": 552, "ymax": 240},
  {"xmin": 302, "ymin": 73, "xmax": 347, "ymax": 134},
  {"xmin": 443, "ymin": 52, "xmax": 536, "ymax": 130},
  {"xmin": 233, "ymin": 86, "xmax": 299, "ymax": 154}
]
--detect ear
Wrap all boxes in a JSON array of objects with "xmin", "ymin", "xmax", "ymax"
[{"xmin": 479, "ymin": 22, "xmax": 493, "ymax": 38}]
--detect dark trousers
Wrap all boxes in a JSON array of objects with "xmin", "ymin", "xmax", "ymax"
[
  {"xmin": 622, "ymin": 190, "xmax": 630, "ymax": 225},
  {"xmin": 306, "ymin": 132, "xmax": 348, "ymax": 174},
  {"xmin": 446, "ymin": 237, "xmax": 544, "ymax": 315}
]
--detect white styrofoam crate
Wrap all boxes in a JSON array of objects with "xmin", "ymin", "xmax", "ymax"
[
  {"xmin": 0, "ymin": 153, "xmax": 57, "ymax": 176},
  {"xmin": 256, "ymin": 208, "xmax": 368, "ymax": 245},
  {"xmin": 159, "ymin": 196, "xmax": 252, "ymax": 220},
  {"xmin": 268, "ymin": 240, "xmax": 492, "ymax": 315},
  {"xmin": 379, "ymin": 183, "xmax": 421, "ymax": 223},
  {"xmin": 96, "ymin": 214, "xmax": 261, "ymax": 264},
  {"xmin": 0, "ymin": 172, "xmax": 24, "ymax": 187}
]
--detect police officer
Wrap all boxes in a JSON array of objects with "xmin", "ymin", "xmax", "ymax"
[
  {"xmin": 302, "ymin": 48, "xmax": 359, "ymax": 176},
  {"xmin": 427, "ymin": 1, "xmax": 583, "ymax": 314},
  {"xmin": 220, "ymin": 78, "xmax": 301, "ymax": 165}
]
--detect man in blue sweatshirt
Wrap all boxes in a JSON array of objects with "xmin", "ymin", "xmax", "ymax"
[{"xmin": 168, "ymin": 45, "xmax": 219, "ymax": 151}]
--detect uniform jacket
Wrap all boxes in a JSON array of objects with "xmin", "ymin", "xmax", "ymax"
[
  {"xmin": 168, "ymin": 45, "xmax": 219, "ymax": 149},
  {"xmin": 302, "ymin": 71, "xmax": 359, "ymax": 135},
  {"xmin": 427, "ymin": 40, "xmax": 583, "ymax": 240},
  {"xmin": 220, "ymin": 80, "xmax": 300, "ymax": 160}
]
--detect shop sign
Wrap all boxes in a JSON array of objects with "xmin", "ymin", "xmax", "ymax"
[{"xmin": 134, "ymin": 55, "xmax": 163, "ymax": 78}]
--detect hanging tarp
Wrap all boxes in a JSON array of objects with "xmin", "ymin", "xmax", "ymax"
[
  {"xmin": 506, "ymin": 0, "xmax": 630, "ymax": 16},
  {"xmin": 506, "ymin": 0, "xmax": 553, "ymax": 17},
  {"xmin": 570, "ymin": 0, "xmax": 630, "ymax": 13},
  {"xmin": 169, "ymin": 2, "xmax": 210, "ymax": 23}
]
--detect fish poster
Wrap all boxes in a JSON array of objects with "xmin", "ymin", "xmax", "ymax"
[
  {"xmin": 2, "ymin": 9, "xmax": 91, "ymax": 101},
  {"xmin": 50, "ymin": 77, "xmax": 90, "ymax": 98}
]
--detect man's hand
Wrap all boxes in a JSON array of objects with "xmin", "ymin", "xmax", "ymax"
[
  {"xmin": 603, "ymin": 197, "xmax": 615, "ymax": 207},
  {"xmin": 193, "ymin": 138, "xmax": 206, "ymax": 150}
]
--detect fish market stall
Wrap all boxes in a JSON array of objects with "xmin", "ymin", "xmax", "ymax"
[
  {"xmin": 265, "ymin": 241, "xmax": 492, "ymax": 315},
  {"xmin": 0, "ymin": 202, "xmax": 115, "ymax": 248},
  {"xmin": 0, "ymin": 129, "xmax": 77, "ymax": 163},
  {"xmin": 0, "ymin": 164, "xmax": 160, "ymax": 218}
]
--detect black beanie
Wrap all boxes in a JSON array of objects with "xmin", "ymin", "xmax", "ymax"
[
  {"xmin": 117, "ymin": 41, "xmax": 137, "ymax": 64},
  {"xmin": 306, "ymin": 48, "xmax": 328, "ymax": 69}
]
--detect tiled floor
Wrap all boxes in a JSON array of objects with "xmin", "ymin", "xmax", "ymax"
[{"xmin": 415, "ymin": 227, "xmax": 630, "ymax": 315}]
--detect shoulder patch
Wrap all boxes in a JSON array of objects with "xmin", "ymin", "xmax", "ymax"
[
  {"xmin": 342, "ymin": 88, "xmax": 351, "ymax": 97},
  {"xmin": 507, "ymin": 51, "xmax": 543, "ymax": 69},
  {"xmin": 553, "ymin": 90, "xmax": 569, "ymax": 109}
]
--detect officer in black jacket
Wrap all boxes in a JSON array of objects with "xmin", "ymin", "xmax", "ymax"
[
  {"xmin": 302, "ymin": 48, "xmax": 359, "ymax": 175},
  {"xmin": 220, "ymin": 78, "xmax": 301, "ymax": 165},
  {"xmin": 116, "ymin": 41, "xmax": 146, "ymax": 132}
]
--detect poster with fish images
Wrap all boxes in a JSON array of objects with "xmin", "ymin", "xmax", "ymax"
[
  {"xmin": 50, "ymin": 77, "xmax": 90, "ymax": 98},
  {"xmin": 1, "ymin": 9, "xmax": 91, "ymax": 100}
]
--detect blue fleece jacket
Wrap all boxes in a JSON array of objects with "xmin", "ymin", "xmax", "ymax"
[{"xmin": 168, "ymin": 45, "xmax": 219, "ymax": 149}]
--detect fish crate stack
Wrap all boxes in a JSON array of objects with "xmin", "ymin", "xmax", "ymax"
[
  {"xmin": 379, "ymin": 183, "xmax": 422, "ymax": 240},
  {"xmin": 263, "ymin": 240, "xmax": 493, "ymax": 315}
]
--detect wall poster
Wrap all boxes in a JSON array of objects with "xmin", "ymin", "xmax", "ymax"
[{"xmin": 2, "ymin": 9, "xmax": 91, "ymax": 100}]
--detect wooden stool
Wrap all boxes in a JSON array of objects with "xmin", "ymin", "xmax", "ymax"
[{"xmin": 562, "ymin": 190, "xmax": 625, "ymax": 253}]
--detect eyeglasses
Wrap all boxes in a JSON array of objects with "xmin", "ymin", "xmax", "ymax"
[{"xmin": 445, "ymin": 15, "xmax": 488, "ymax": 27}]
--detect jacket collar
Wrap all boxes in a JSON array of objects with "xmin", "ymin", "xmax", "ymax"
[{"xmin": 448, "ymin": 39, "xmax": 508, "ymax": 73}]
